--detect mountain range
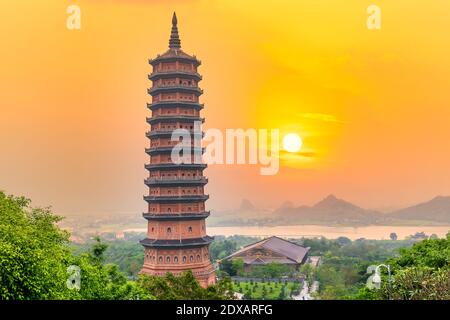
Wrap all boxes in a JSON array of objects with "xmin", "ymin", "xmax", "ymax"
[{"xmin": 209, "ymin": 195, "xmax": 450, "ymax": 226}]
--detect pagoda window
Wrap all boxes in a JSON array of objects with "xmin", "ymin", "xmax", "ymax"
[
  {"xmin": 158, "ymin": 256, "xmax": 163, "ymax": 263},
  {"xmin": 166, "ymin": 256, "xmax": 170, "ymax": 263},
  {"xmin": 197, "ymin": 255, "xmax": 201, "ymax": 262},
  {"xmin": 167, "ymin": 227, "xmax": 172, "ymax": 233},
  {"xmin": 183, "ymin": 256, "xmax": 187, "ymax": 263},
  {"xmin": 188, "ymin": 226, "xmax": 192, "ymax": 233},
  {"xmin": 174, "ymin": 256, "xmax": 178, "ymax": 263},
  {"xmin": 190, "ymin": 256, "xmax": 193, "ymax": 262}
]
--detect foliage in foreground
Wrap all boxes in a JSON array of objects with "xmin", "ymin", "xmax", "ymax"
[
  {"xmin": 354, "ymin": 234, "xmax": 450, "ymax": 300},
  {"xmin": 293, "ymin": 234, "xmax": 449, "ymax": 300},
  {"xmin": 381, "ymin": 235, "xmax": 449, "ymax": 300},
  {"xmin": 232, "ymin": 281, "xmax": 299, "ymax": 300},
  {"xmin": 0, "ymin": 191, "xmax": 232, "ymax": 300},
  {"xmin": 139, "ymin": 272, "xmax": 234, "ymax": 300},
  {"xmin": 0, "ymin": 192, "xmax": 71, "ymax": 299}
]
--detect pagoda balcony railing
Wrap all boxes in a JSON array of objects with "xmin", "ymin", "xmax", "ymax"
[
  {"xmin": 147, "ymin": 101, "xmax": 204, "ymax": 108},
  {"xmin": 145, "ymin": 176, "xmax": 208, "ymax": 186},
  {"xmin": 150, "ymin": 83, "xmax": 200, "ymax": 89},
  {"xmin": 145, "ymin": 146, "xmax": 205, "ymax": 154},
  {"xmin": 140, "ymin": 236, "xmax": 213, "ymax": 248},
  {"xmin": 147, "ymin": 86, "xmax": 203, "ymax": 95},
  {"xmin": 144, "ymin": 195, "xmax": 209, "ymax": 202},
  {"xmin": 146, "ymin": 176, "xmax": 207, "ymax": 182},
  {"xmin": 145, "ymin": 163, "xmax": 207, "ymax": 170},
  {"xmin": 146, "ymin": 129, "xmax": 204, "ymax": 138},
  {"xmin": 148, "ymin": 70, "xmax": 202, "ymax": 80},
  {"xmin": 146, "ymin": 211, "xmax": 208, "ymax": 215},
  {"xmin": 149, "ymin": 128, "xmax": 180, "ymax": 133},
  {"xmin": 149, "ymin": 56, "xmax": 201, "ymax": 66},
  {"xmin": 142, "ymin": 211, "xmax": 210, "ymax": 220},
  {"xmin": 146, "ymin": 160, "xmax": 204, "ymax": 165},
  {"xmin": 146, "ymin": 116, "xmax": 205, "ymax": 123}
]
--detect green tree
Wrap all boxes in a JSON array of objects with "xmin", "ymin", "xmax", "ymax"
[
  {"xmin": 387, "ymin": 235, "xmax": 449, "ymax": 270},
  {"xmin": 336, "ymin": 237, "xmax": 352, "ymax": 247},
  {"xmin": 209, "ymin": 240, "xmax": 237, "ymax": 261},
  {"xmin": 252, "ymin": 262, "xmax": 290, "ymax": 278},
  {"xmin": 0, "ymin": 192, "xmax": 72, "ymax": 299},
  {"xmin": 299, "ymin": 264, "xmax": 315, "ymax": 284},
  {"xmin": 384, "ymin": 267, "xmax": 449, "ymax": 300},
  {"xmin": 380, "ymin": 235, "xmax": 450, "ymax": 300},
  {"xmin": 220, "ymin": 258, "xmax": 244, "ymax": 276},
  {"xmin": 138, "ymin": 271, "xmax": 234, "ymax": 300},
  {"xmin": 70, "ymin": 238, "xmax": 151, "ymax": 300}
]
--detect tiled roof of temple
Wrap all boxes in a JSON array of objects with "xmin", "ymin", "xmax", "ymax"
[{"xmin": 224, "ymin": 236, "xmax": 310, "ymax": 264}]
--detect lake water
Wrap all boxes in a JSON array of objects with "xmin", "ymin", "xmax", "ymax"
[{"xmin": 125, "ymin": 225, "xmax": 450, "ymax": 240}]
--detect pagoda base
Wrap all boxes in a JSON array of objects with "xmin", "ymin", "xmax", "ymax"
[{"xmin": 140, "ymin": 262, "xmax": 216, "ymax": 288}]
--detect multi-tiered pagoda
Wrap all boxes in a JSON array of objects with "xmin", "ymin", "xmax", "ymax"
[{"xmin": 140, "ymin": 12, "xmax": 216, "ymax": 287}]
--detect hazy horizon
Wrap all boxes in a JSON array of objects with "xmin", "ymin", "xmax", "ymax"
[
  {"xmin": 53, "ymin": 193, "xmax": 450, "ymax": 219},
  {"xmin": 2, "ymin": 1, "xmax": 450, "ymax": 216}
]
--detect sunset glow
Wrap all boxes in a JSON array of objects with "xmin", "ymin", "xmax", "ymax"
[
  {"xmin": 282, "ymin": 133, "xmax": 303, "ymax": 153},
  {"xmin": 1, "ymin": 0, "xmax": 450, "ymax": 214}
]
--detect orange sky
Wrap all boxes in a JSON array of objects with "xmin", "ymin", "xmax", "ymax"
[{"xmin": 1, "ymin": 0, "xmax": 450, "ymax": 215}]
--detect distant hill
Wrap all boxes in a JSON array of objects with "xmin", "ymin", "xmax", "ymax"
[
  {"xmin": 240, "ymin": 199, "xmax": 257, "ymax": 211},
  {"xmin": 273, "ymin": 194, "xmax": 381, "ymax": 225},
  {"xmin": 208, "ymin": 195, "xmax": 450, "ymax": 227},
  {"xmin": 387, "ymin": 196, "xmax": 450, "ymax": 223}
]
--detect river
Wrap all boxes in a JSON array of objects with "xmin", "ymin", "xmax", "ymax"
[{"xmin": 124, "ymin": 225, "xmax": 449, "ymax": 240}]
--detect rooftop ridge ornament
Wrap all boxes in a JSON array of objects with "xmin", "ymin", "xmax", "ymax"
[{"xmin": 169, "ymin": 12, "xmax": 181, "ymax": 49}]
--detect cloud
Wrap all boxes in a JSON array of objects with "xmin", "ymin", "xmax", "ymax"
[
  {"xmin": 301, "ymin": 113, "xmax": 344, "ymax": 123},
  {"xmin": 280, "ymin": 150, "xmax": 316, "ymax": 158}
]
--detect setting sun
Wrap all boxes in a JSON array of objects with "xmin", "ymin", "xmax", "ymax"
[{"xmin": 282, "ymin": 133, "xmax": 303, "ymax": 153}]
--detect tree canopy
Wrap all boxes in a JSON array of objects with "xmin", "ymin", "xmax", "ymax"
[{"xmin": 0, "ymin": 191, "xmax": 232, "ymax": 300}]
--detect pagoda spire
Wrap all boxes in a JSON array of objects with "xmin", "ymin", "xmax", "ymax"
[{"xmin": 169, "ymin": 12, "xmax": 181, "ymax": 49}]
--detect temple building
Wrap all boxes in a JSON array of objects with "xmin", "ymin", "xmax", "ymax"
[
  {"xmin": 222, "ymin": 236, "xmax": 310, "ymax": 273},
  {"xmin": 140, "ymin": 12, "xmax": 216, "ymax": 287}
]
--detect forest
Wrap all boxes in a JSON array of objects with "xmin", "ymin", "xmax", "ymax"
[{"xmin": 1, "ymin": 191, "xmax": 448, "ymax": 300}]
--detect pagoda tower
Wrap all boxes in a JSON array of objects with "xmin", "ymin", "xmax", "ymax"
[{"xmin": 140, "ymin": 12, "xmax": 216, "ymax": 287}]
